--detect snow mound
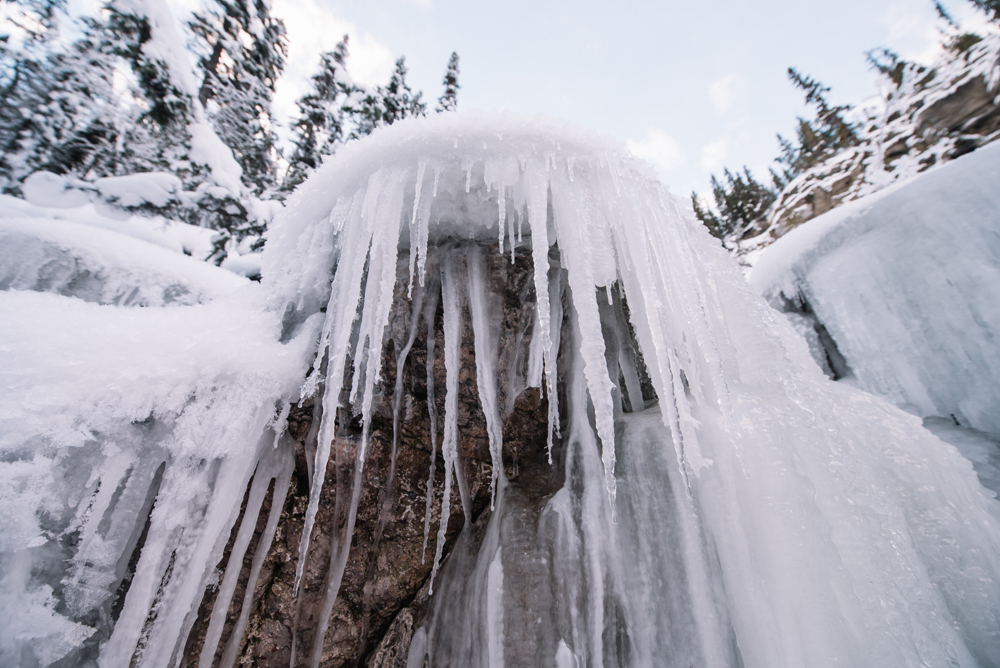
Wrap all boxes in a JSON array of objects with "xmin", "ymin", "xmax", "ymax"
[
  {"xmin": 751, "ymin": 140, "xmax": 1000, "ymax": 436},
  {"xmin": 0, "ymin": 216, "xmax": 246, "ymax": 306}
]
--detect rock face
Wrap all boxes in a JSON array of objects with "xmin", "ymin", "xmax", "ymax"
[
  {"xmin": 179, "ymin": 244, "xmax": 563, "ymax": 667},
  {"xmin": 749, "ymin": 33, "xmax": 1000, "ymax": 247}
]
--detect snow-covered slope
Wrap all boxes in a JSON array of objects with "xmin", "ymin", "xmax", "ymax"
[{"xmin": 751, "ymin": 141, "xmax": 1000, "ymax": 439}]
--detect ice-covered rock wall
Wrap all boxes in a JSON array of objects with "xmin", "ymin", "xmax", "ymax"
[
  {"xmin": 2, "ymin": 112, "xmax": 999, "ymax": 668},
  {"xmin": 261, "ymin": 112, "xmax": 1000, "ymax": 668},
  {"xmin": 750, "ymin": 140, "xmax": 1000, "ymax": 437}
]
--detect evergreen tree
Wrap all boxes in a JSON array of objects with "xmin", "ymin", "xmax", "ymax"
[
  {"xmin": 774, "ymin": 69, "xmax": 858, "ymax": 179},
  {"xmin": 189, "ymin": 0, "xmax": 287, "ymax": 195},
  {"xmin": 0, "ymin": 1, "xmax": 133, "ymax": 189},
  {"xmin": 691, "ymin": 167, "xmax": 776, "ymax": 246},
  {"xmin": 435, "ymin": 52, "xmax": 459, "ymax": 113},
  {"xmin": 282, "ymin": 36, "xmax": 354, "ymax": 191},
  {"xmin": 344, "ymin": 57, "xmax": 426, "ymax": 139},
  {"xmin": 968, "ymin": 0, "xmax": 1000, "ymax": 20}
]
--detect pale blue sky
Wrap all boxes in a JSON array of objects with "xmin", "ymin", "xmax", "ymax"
[{"xmin": 271, "ymin": 0, "xmax": 993, "ymax": 197}]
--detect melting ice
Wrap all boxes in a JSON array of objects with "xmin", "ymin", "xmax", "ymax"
[{"xmin": 1, "ymin": 111, "xmax": 999, "ymax": 668}]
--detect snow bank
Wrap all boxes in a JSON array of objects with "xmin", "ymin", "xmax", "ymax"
[
  {"xmin": 1, "ymin": 193, "xmax": 217, "ymax": 259},
  {"xmin": 0, "ymin": 216, "xmax": 246, "ymax": 306},
  {"xmin": 750, "ymin": 140, "xmax": 1000, "ymax": 435},
  {"xmin": 0, "ymin": 286, "xmax": 319, "ymax": 666}
]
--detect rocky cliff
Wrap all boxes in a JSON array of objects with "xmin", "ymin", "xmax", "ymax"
[
  {"xmin": 177, "ymin": 245, "xmax": 564, "ymax": 668},
  {"xmin": 745, "ymin": 31, "xmax": 1000, "ymax": 249}
]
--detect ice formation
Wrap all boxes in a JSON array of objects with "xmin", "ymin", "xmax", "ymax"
[
  {"xmin": 1, "ymin": 111, "xmax": 999, "ymax": 668},
  {"xmin": 750, "ymin": 140, "xmax": 1000, "ymax": 438}
]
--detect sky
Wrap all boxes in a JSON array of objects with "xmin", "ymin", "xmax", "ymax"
[{"xmin": 268, "ymin": 0, "xmax": 994, "ymax": 197}]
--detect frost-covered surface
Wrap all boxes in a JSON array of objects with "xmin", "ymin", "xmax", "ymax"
[
  {"xmin": 1, "ymin": 194, "xmax": 217, "ymax": 259},
  {"xmin": 0, "ymin": 216, "xmax": 247, "ymax": 306},
  {"xmin": 272, "ymin": 111, "xmax": 1000, "ymax": 668},
  {"xmin": 751, "ymin": 140, "xmax": 1000, "ymax": 437},
  {"xmin": 3, "ymin": 111, "xmax": 1000, "ymax": 667},
  {"xmin": 0, "ymin": 225, "xmax": 317, "ymax": 665}
]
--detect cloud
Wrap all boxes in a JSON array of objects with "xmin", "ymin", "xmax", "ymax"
[
  {"xmin": 626, "ymin": 129, "xmax": 684, "ymax": 171},
  {"xmin": 271, "ymin": 0, "xmax": 394, "ymax": 128},
  {"xmin": 701, "ymin": 138, "xmax": 728, "ymax": 171},
  {"xmin": 879, "ymin": 1, "xmax": 944, "ymax": 64},
  {"xmin": 708, "ymin": 74, "xmax": 746, "ymax": 116}
]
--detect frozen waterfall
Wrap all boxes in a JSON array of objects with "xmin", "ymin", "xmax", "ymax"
[{"xmin": 1, "ymin": 112, "xmax": 999, "ymax": 668}]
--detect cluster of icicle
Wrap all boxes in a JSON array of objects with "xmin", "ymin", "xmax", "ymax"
[
  {"xmin": 30, "ymin": 112, "xmax": 999, "ymax": 668},
  {"xmin": 261, "ymin": 112, "xmax": 1000, "ymax": 668}
]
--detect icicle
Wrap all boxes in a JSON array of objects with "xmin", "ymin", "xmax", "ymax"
[
  {"xmin": 407, "ymin": 160, "xmax": 428, "ymax": 298},
  {"xmin": 199, "ymin": 442, "xmax": 294, "ymax": 668},
  {"xmin": 508, "ymin": 206, "xmax": 516, "ymax": 265},
  {"xmin": 486, "ymin": 547, "xmax": 505, "ymax": 668},
  {"xmin": 549, "ymin": 169, "xmax": 619, "ymax": 504},
  {"xmin": 466, "ymin": 246, "xmax": 505, "ymax": 508},
  {"xmin": 520, "ymin": 157, "xmax": 560, "ymax": 462},
  {"xmin": 429, "ymin": 256, "xmax": 463, "ymax": 593},
  {"xmin": 497, "ymin": 183, "xmax": 506, "ymax": 252},
  {"xmin": 421, "ymin": 285, "xmax": 441, "ymax": 563},
  {"xmin": 292, "ymin": 188, "xmax": 371, "ymax": 598},
  {"xmin": 217, "ymin": 442, "xmax": 294, "ymax": 668}
]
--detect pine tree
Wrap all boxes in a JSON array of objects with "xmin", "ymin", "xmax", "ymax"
[
  {"xmin": 968, "ymin": 0, "xmax": 1000, "ymax": 20},
  {"xmin": 691, "ymin": 167, "xmax": 776, "ymax": 246},
  {"xmin": 344, "ymin": 57, "xmax": 426, "ymax": 139},
  {"xmin": 282, "ymin": 36, "xmax": 354, "ymax": 191},
  {"xmin": 774, "ymin": 69, "xmax": 858, "ymax": 179},
  {"xmin": 0, "ymin": 1, "xmax": 132, "ymax": 189},
  {"xmin": 435, "ymin": 52, "xmax": 459, "ymax": 113},
  {"xmin": 189, "ymin": 0, "xmax": 287, "ymax": 195}
]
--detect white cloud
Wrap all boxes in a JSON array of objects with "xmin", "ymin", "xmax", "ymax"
[
  {"xmin": 701, "ymin": 138, "xmax": 728, "ymax": 171},
  {"xmin": 626, "ymin": 129, "xmax": 684, "ymax": 171},
  {"xmin": 708, "ymin": 74, "xmax": 746, "ymax": 116},
  {"xmin": 271, "ymin": 0, "xmax": 394, "ymax": 130},
  {"xmin": 879, "ymin": 1, "xmax": 944, "ymax": 64}
]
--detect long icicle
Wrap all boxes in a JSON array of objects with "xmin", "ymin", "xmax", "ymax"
[
  {"xmin": 429, "ymin": 255, "xmax": 463, "ymax": 593},
  {"xmin": 466, "ymin": 245, "xmax": 505, "ymax": 508},
  {"xmin": 422, "ymin": 280, "xmax": 441, "ymax": 562}
]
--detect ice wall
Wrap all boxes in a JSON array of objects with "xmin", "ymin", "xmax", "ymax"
[
  {"xmin": 2, "ymin": 111, "xmax": 999, "ymax": 668},
  {"xmin": 0, "ymin": 220, "xmax": 318, "ymax": 666},
  {"xmin": 750, "ymin": 141, "xmax": 1000, "ymax": 437},
  {"xmin": 269, "ymin": 112, "xmax": 1000, "ymax": 668}
]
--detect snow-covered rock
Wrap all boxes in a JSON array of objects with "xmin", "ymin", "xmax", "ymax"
[
  {"xmin": 751, "ymin": 140, "xmax": 1000, "ymax": 439},
  {"xmin": 745, "ymin": 31, "xmax": 1000, "ymax": 249}
]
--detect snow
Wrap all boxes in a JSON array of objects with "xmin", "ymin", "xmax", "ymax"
[
  {"xmin": 188, "ymin": 121, "xmax": 245, "ymax": 197},
  {"xmin": 2, "ymin": 111, "xmax": 1000, "ymax": 667},
  {"xmin": 2, "ymin": 191, "xmax": 218, "ymax": 259},
  {"xmin": 0, "ymin": 216, "xmax": 246, "ymax": 306},
  {"xmin": 750, "ymin": 139, "xmax": 1000, "ymax": 436},
  {"xmin": 95, "ymin": 172, "xmax": 184, "ymax": 208}
]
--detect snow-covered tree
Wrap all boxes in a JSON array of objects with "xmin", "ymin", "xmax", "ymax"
[
  {"xmin": 435, "ymin": 51, "xmax": 459, "ymax": 112},
  {"xmin": 774, "ymin": 69, "xmax": 858, "ymax": 181},
  {"xmin": 189, "ymin": 0, "xmax": 286, "ymax": 195},
  {"xmin": 0, "ymin": 0, "xmax": 124, "ymax": 189},
  {"xmin": 282, "ymin": 36, "xmax": 354, "ymax": 191},
  {"xmin": 691, "ymin": 167, "xmax": 776, "ymax": 247},
  {"xmin": 344, "ymin": 56, "xmax": 426, "ymax": 139}
]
